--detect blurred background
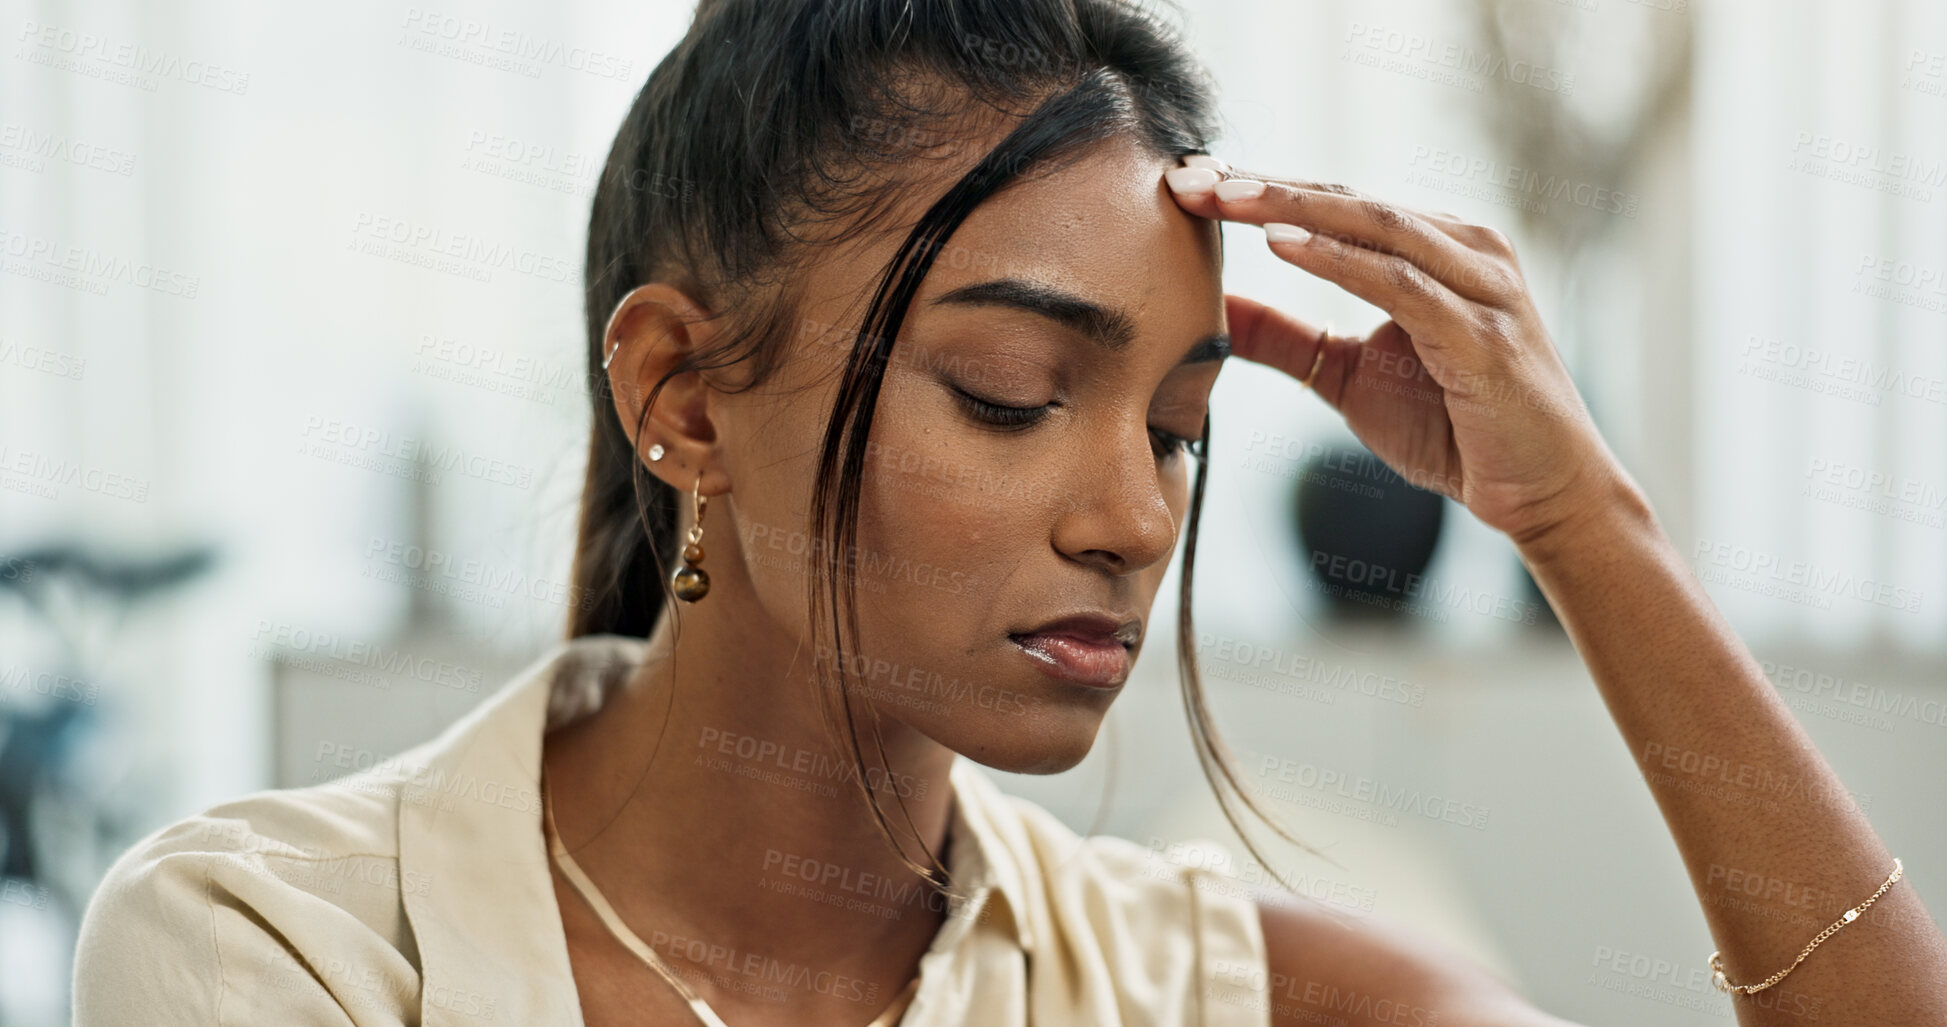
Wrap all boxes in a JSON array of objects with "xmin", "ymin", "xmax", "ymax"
[{"xmin": 3, "ymin": 0, "xmax": 1944, "ymax": 1023}]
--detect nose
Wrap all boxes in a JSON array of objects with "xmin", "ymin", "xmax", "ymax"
[{"xmin": 1051, "ymin": 420, "xmax": 1181, "ymax": 576}]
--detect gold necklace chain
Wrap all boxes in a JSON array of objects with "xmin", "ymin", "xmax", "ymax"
[{"xmin": 541, "ymin": 771, "xmax": 922, "ymax": 1026}]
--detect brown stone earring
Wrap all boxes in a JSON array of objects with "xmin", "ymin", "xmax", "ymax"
[{"xmin": 672, "ymin": 476, "xmax": 710, "ymax": 603}]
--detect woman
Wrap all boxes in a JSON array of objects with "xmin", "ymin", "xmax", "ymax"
[{"xmin": 73, "ymin": 0, "xmax": 1946, "ymax": 1024}]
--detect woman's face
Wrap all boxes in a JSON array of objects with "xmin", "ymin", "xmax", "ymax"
[{"xmin": 713, "ymin": 132, "xmax": 1226, "ymax": 774}]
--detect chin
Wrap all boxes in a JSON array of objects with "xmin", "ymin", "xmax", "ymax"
[{"xmin": 922, "ymin": 699, "xmax": 1111, "ymax": 776}]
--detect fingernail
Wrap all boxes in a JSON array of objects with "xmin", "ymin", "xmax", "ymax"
[
  {"xmin": 1165, "ymin": 167, "xmax": 1220, "ymax": 194},
  {"xmin": 1214, "ymin": 178, "xmax": 1266, "ymax": 202},
  {"xmin": 1182, "ymin": 154, "xmax": 1230, "ymax": 173},
  {"xmin": 1264, "ymin": 223, "xmax": 1312, "ymax": 245}
]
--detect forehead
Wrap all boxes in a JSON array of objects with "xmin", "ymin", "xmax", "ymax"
[
  {"xmin": 921, "ymin": 134, "xmax": 1222, "ymax": 319},
  {"xmin": 791, "ymin": 132, "xmax": 1223, "ymax": 349}
]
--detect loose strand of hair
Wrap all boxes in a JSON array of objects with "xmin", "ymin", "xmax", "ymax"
[{"xmin": 1176, "ymin": 416, "xmax": 1346, "ymax": 885}]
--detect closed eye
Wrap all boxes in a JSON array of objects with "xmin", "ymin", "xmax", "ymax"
[
  {"xmin": 955, "ymin": 384, "xmax": 1207, "ymax": 462},
  {"xmin": 951, "ymin": 386, "xmax": 1050, "ymax": 430},
  {"xmin": 1150, "ymin": 423, "xmax": 1207, "ymax": 461}
]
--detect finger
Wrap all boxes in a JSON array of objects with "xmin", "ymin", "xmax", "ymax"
[
  {"xmin": 1223, "ymin": 169, "xmax": 1483, "ymax": 245},
  {"xmin": 1163, "ymin": 163, "xmax": 1226, "ymax": 221},
  {"xmin": 1164, "ymin": 161, "xmax": 1514, "ymax": 306},
  {"xmin": 1165, "ymin": 158, "xmax": 1465, "ymax": 234},
  {"xmin": 1168, "ymin": 157, "xmax": 1479, "ymax": 238},
  {"xmin": 1411, "ymin": 208, "xmax": 1474, "ymax": 235},
  {"xmin": 1223, "ymin": 294, "xmax": 1353, "ymax": 406},
  {"xmin": 1204, "ymin": 175, "xmax": 1513, "ymax": 306},
  {"xmin": 1256, "ymin": 221, "xmax": 1475, "ymax": 353},
  {"xmin": 1181, "ymin": 154, "xmax": 1231, "ymax": 175}
]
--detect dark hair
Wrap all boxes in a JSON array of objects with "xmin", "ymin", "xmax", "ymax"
[{"xmin": 567, "ymin": 0, "xmax": 1325, "ymax": 893}]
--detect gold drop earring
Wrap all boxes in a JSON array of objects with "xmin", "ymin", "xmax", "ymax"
[{"xmin": 672, "ymin": 475, "xmax": 710, "ymax": 603}]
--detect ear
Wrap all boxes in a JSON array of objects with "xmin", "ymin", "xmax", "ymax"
[{"xmin": 601, "ymin": 282, "xmax": 730, "ymax": 498}]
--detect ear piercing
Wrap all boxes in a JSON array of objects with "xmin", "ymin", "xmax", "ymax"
[
  {"xmin": 601, "ymin": 287, "xmax": 640, "ymax": 370},
  {"xmin": 646, "ymin": 444, "xmax": 708, "ymax": 604},
  {"xmin": 671, "ymin": 476, "xmax": 710, "ymax": 603},
  {"xmin": 644, "ymin": 442, "xmax": 708, "ymax": 602}
]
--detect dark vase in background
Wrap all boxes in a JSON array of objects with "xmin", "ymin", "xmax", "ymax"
[{"xmin": 1291, "ymin": 444, "xmax": 1445, "ymax": 621}]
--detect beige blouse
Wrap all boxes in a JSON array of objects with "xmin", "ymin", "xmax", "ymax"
[{"xmin": 72, "ymin": 633, "xmax": 1272, "ymax": 1026}]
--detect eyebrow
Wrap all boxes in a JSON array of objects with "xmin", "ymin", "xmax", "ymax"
[{"xmin": 930, "ymin": 277, "xmax": 1230, "ymax": 366}]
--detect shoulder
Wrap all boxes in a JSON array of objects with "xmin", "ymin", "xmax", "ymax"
[
  {"xmin": 1253, "ymin": 892, "xmax": 1588, "ymax": 1027},
  {"xmin": 73, "ymin": 767, "xmax": 422, "ymax": 1025},
  {"xmin": 973, "ymin": 775, "xmax": 1587, "ymax": 1027},
  {"xmin": 958, "ymin": 768, "xmax": 1269, "ymax": 1023}
]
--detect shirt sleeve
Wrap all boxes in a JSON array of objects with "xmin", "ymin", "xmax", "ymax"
[
  {"xmin": 73, "ymin": 838, "xmax": 227, "ymax": 1025},
  {"xmin": 72, "ymin": 820, "xmax": 395, "ymax": 1027}
]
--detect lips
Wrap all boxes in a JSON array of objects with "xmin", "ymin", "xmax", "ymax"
[{"xmin": 1008, "ymin": 613, "xmax": 1141, "ymax": 688}]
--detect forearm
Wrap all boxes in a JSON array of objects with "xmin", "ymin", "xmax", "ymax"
[{"xmin": 1515, "ymin": 481, "xmax": 1947, "ymax": 1025}]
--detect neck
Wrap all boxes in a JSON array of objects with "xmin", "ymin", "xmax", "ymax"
[{"xmin": 541, "ymin": 597, "xmax": 959, "ymax": 996}]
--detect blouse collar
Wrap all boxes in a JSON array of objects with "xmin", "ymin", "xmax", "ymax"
[{"xmin": 394, "ymin": 632, "xmax": 1031, "ymax": 1026}]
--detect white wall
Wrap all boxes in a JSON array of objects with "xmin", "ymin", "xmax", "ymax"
[{"xmin": 4, "ymin": 1, "xmax": 1942, "ymax": 1024}]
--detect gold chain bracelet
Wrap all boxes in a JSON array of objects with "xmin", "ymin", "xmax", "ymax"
[{"xmin": 1709, "ymin": 857, "xmax": 1904, "ymax": 995}]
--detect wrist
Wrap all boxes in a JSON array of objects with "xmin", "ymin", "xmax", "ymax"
[{"xmin": 1509, "ymin": 467, "xmax": 1660, "ymax": 571}]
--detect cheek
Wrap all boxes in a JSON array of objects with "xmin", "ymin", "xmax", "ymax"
[
  {"xmin": 713, "ymin": 371, "xmax": 841, "ymax": 626},
  {"xmin": 850, "ymin": 372, "xmax": 1035, "ymax": 611}
]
